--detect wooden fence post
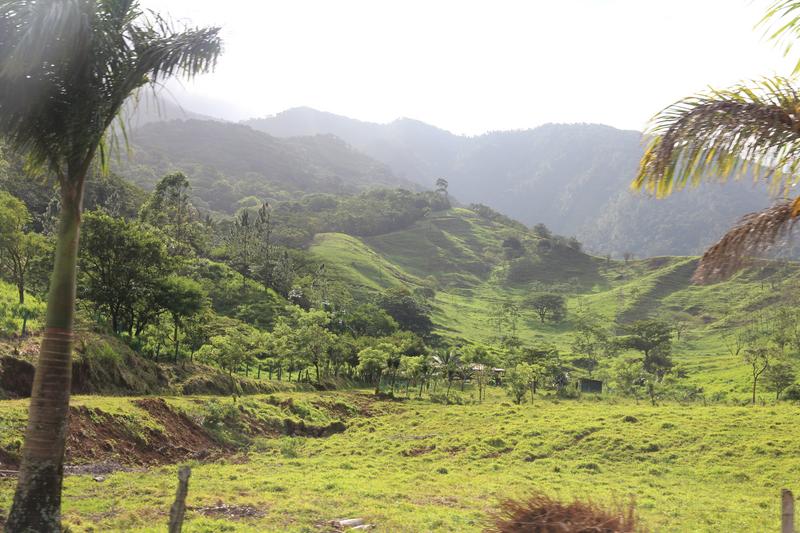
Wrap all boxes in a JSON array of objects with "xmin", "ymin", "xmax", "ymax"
[
  {"xmin": 168, "ymin": 466, "xmax": 192, "ymax": 533},
  {"xmin": 782, "ymin": 489, "xmax": 794, "ymax": 533}
]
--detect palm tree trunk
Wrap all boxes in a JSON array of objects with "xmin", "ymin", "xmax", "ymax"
[{"xmin": 7, "ymin": 178, "xmax": 84, "ymax": 532}]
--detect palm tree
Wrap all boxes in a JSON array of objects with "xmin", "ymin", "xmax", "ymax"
[
  {"xmin": 633, "ymin": 2, "xmax": 800, "ymax": 283},
  {"xmin": 0, "ymin": 2, "xmax": 222, "ymax": 530}
]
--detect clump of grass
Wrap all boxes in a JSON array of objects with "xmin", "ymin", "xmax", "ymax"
[{"xmin": 488, "ymin": 492, "xmax": 640, "ymax": 532}]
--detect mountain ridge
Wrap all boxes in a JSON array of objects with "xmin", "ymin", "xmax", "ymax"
[{"xmin": 244, "ymin": 107, "xmax": 778, "ymax": 257}]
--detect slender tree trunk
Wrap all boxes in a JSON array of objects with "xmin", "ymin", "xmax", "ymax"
[
  {"xmin": 173, "ymin": 318, "xmax": 180, "ymax": 363},
  {"xmin": 17, "ymin": 282, "xmax": 24, "ymax": 305},
  {"xmin": 753, "ymin": 376, "xmax": 758, "ymax": 405},
  {"xmin": 8, "ymin": 177, "xmax": 84, "ymax": 532}
]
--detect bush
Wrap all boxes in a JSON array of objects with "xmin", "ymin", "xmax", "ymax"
[
  {"xmin": 203, "ymin": 399, "xmax": 242, "ymax": 430},
  {"xmin": 782, "ymin": 384, "xmax": 800, "ymax": 401},
  {"xmin": 429, "ymin": 392, "xmax": 466, "ymax": 405},
  {"xmin": 556, "ymin": 386, "xmax": 580, "ymax": 399}
]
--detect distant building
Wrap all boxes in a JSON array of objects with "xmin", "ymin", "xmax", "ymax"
[{"xmin": 577, "ymin": 378, "xmax": 603, "ymax": 394}]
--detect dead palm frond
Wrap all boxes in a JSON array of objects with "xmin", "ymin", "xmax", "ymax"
[
  {"xmin": 634, "ymin": 77, "xmax": 800, "ymax": 198},
  {"xmin": 693, "ymin": 199, "xmax": 800, "ymax": 283}
]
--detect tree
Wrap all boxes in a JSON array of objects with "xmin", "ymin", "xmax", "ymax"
[
  {"xmin": 744, "ymin": 346, "xmax": 772, "ymax": 404},
  {"xmin": 633, "ymin": 3, "xmax": 800, "ymax": 282},
  {"xmin": 0, "ymin": 191, "xmax": 50, "ymax": 307},
  {"xmin": 612, "ymin": 358, "xmax": 647, "ymax": 402},
  {"xmin": 358, "ymin": 346, "xmax": 390, "ymax": 395},
  {"xmin": 79, "ymin": 212, "xmax": 172, "ymax": 335},
  {"xmin": 293, "ymin": 309, "xmax": 336, "ymax": 384},
  {"xmin": 196, "ymin": 328, "xmax": 258, "ymax": 375},
  {"xmin": 0, "ymin": 3, "xmax": 222, "ymax": 528},
  {"xmin": 621, "ymin": 320, "xmax": 674, "ymax": 378},
  {"xmin": 253, "ymin": 202, "xmax": 275, "ymax": 289},
  {"xmin": 462, "ymin": 344, "xmax": 497, "ymax": 402},
  {"xmin": 225, "ymin": 210, "xmax": 257, "ymax": 289},
  {"xmin": 157, "ymin": 275, "xmax": 207, "ymax": 363},
  {"xmin": 571, "ymin": 308, "xmax": 616, "ymax": 370},
  {"xmin": 532, "ymin": 223, "xmax": 551, "ymax": 239},
  {"xmin": 506, "ymin": 363, "xmax": 535, "ymax": 404},
  {"xmin": 139, "ymin": 172, "xmax": 198, "ymax": 251},
  {"xmin": 763, "ymin": 358, "xmax": 796, "ymax": 400},
  {"xmin": 435, "ymin": 177, "xmax": 449, "ymax": 203},
  {"xmin": 526, "ymin": 293, "xmax": 566, "ymax": 323},
  {"xmin": 376, "ymin": 287, "xmax": 434, "ymax": 337},
  {"xmin": 341, "ymin": 303, "xmax": 398, "ymax": 338},
  {"xmin": 398, "ymin": 355, "xmax": 422, "ymax": 397}
]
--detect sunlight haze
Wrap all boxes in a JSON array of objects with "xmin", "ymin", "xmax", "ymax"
[{"xmin": 143, "ymin": 0, "xmax": 794, "ymax": 134}]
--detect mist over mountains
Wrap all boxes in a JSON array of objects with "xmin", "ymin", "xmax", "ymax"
[
  {"xmin": 121, "ymin": 103, "xmax": 777, "ymax": 258},
  {"xmin": 244, "ymin": 107, "xmax": 777, "ymax": 257}
]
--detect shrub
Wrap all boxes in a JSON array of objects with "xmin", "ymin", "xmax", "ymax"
[
  {"xmin": 782, "ymin": 384, "xmax": 800, "ymax": 401},
  {"xmin": 489, "ymin": 492, "xmax": 639, "ymax": 533}
]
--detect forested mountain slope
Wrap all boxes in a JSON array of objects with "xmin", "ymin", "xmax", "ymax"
[
  {"xmin": 246, "ymin": 108, "xmax": 778, "ymax": 257},
  {"xmin": 116, "ymin": 119, "xmax": 417, "ymax": 212}
]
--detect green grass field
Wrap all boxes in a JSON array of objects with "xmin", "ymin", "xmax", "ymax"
[{"xmin": 0, "ymin": 389, "xmax": 796, "ymax": 532}]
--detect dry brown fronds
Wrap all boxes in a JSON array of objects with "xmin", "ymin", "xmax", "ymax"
[
  {"xmin": 692, "ymin": 201, "xmax": 798, "ymax": 283},
  {"xmin": 487, "ymin": 492, "xmax": 640, "ymax": 533}
]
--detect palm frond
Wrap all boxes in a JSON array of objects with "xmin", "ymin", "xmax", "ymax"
[
  {"xmin": 759, "ymin": 1, "xmax": 800, "ymax": 74},
  {"xmin": 0, "ymin": 0, "xmax": 87, "ymax": 78},
  {"xmin": 634, "ymin": 77, "xmax": 800, "ymax": 198},
  {"xmin": 692, "ymin": 199, "xmax": 800, "ymax": 283},
  {"xmin": 0, "ymin": 0, "xmax": 222, "ymax": 179}
]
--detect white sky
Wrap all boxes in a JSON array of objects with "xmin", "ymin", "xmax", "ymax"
[{"xmin": 141, "ymin": 0, "xmax": 795, "ymax": 135}]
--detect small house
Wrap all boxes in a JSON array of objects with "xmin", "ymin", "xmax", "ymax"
[{"xmin": 577, "ymin": 378, "xmax": 602, "ymax": 394}]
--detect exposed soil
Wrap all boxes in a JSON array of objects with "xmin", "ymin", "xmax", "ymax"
[
  {"xmin": 1, "ymin": 396, "xmax": 359, "ymax": 477},
  {"xmin": 0, "ymin": 447, "xmax": 19, "ymax": 469},
  {"xmin": 191, "ymin": 501, "xmax": 265, "ymax": 520},
  {"xmin": 65, "ymin": 400, "xmax": 227, "ymax": 467},
  {"xmin": 284, "ymin": 419, "xmax": 346, "ymax": 438},
  {"xmin": 0, "ymin": 356, "xmax": 34, "ymax": 398},
  {"xmin": 401, "ymin": 444, "xmax": 436, "ymax": 457}
]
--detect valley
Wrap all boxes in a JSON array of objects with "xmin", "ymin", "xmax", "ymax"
[{"xmin": 2, "ymin": 2, "xmax": 800, "ymax": 530}]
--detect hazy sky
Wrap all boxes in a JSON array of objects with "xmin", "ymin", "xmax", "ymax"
[{"xmin": 141, "ymin": 0, "xmax": 795, "ymax": 135}]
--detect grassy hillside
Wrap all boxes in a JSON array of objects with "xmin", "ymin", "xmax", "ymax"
[
  {"xmin": 0, "ymin": 390, "xmax": 795, "ymax": 531},
  {"xmin": 310, "ymin": 208, "xmax": 800, "ymax": 397}
]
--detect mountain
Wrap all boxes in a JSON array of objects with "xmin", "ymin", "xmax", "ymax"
[
  {"xmin": 245, "ymin": 108, "xmax": 777, "ymax": 257},
  {"xmin": 116, "ymin": 119, "xmax": 418, "ymax": 213}
]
